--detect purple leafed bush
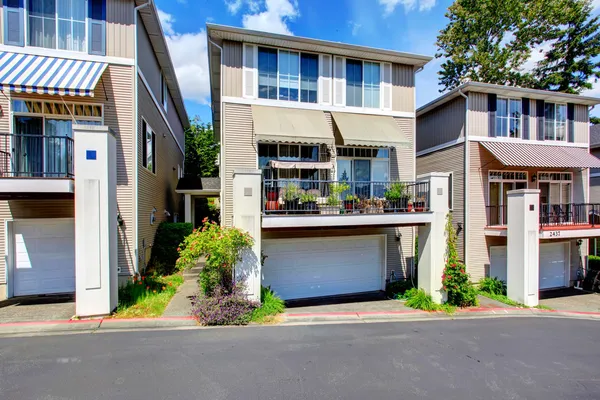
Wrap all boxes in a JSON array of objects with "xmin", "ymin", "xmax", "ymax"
[{"xmin": 191, "ymin": 284, "xmax": 259, "ymax": 326}]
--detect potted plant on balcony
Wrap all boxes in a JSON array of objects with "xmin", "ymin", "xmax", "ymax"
[
  {"xmin": 414, "ymin": 195, "xmax": 427, "ymax": 212},
  {"xmin": 266, "ymin": 186, "xmax": 278, "ymax": 202},
  {"xmin": 344, "ymin": 194, "xmax": 358, "ymax": 212},
  {"xmin": 300, "ymin": 191, "xmax": 318, "ymax": 214},
  {"xmin": 320, "ymin": 182, "xmax": 350, "ymax": 215},
  {"xmin": 384, "ymin": 182, "xmax": 409, "ymax": 213},
  {"xmin": 281, "ymin": 182, "xmax": 300, "ymax": 214}
]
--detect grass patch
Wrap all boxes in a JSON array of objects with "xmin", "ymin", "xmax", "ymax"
[
  {"xmin": 478, "ymin": 290, "xmax": 553, "ymax": 310},
  {"xmin": 113, "ymin": 273, "xmax": 184, "ymax": 319},
  {"xmin": 403, "ymin": 288, "xmax": 456, "ymax": 314},
  {"xmin": 251, "ymin": 286, "xmax": 285, "ymax": 324},
  {"xmin": 534, "ymin": 304, "xmax": 554, "ymax": 310}
]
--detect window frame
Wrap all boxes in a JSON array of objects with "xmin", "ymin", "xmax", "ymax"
[
  {"xmin": 495, "ymin": 97, "xmax": 522, "ymax": 138},
  {"xmin": 488, "ymin": 170, "xmax": 528, "ymax": 225},
  {"xmin": 345, "ymin": 58, "xmax": 383, "ymax": 109},
  {"xmin": 11, "ymin": 98, "xmax": 104, "ymax": 123},
  {"xmin": 335, "ymin": 146, "xmax": 390, "ymax": 198},
  {"xmin": 257, "ymin": 142, "xmax": 321, "ymax": 181},
  {"xmin": 141, "ymin": 118, "xmax": 156, "ymax": 174},
  {"xmin": 256, "ymin": 45, "xmax": 320, "ymax": 104},
  {"xmin": 544, "ymin": 102, "xmax": 568, "ymax": 141},
  {"xmin": 161, "ymin": 72, "xmax": 168, "ymax": 112}
]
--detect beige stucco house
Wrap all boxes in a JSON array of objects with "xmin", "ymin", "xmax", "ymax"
[
  {"xmin": 206, "ymin": 24, "xmax": 443, "ymax": 301},
  {"xmin": 0, "ymin": 0, "xmax": 188, "ymax": 300},
  {"xmin": 417, "ymin": 82, "xmax": 600, "ymax": 290}
]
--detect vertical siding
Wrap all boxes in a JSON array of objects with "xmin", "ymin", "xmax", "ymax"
[
  {"xmin": 416, "ymin": 96, "xmax": 465, "ymax": 152},
  {"xmin": 222, "ymin": 40, "xmax": 243, "ymax": 98},
  {"xmin": 106, "ymin": 0, "xmax": 134, "ymax": 59},
  {"xmin": 137, "ymin": 21, "xmax": 161, "ymax": 98},
  {"xmin": 391, "ymin": 64, "xmax": 415, "ymax": 113},
  {"xmin": 468, "ymin": 92, "xmax": 488, "ymax": 137},
  {"xmin": 574, "ymin": 104, "xmax": 589, "ymax": 145},
  {"xmin": 416, "ymin": 144, "xmax": 465, "ymax": 259},
  {"xmin": 223, "ymin": 103, "xmax": 257, "ymax": 227},
  {"xmin": 137, "ymin": 77, "xmax": 184, "ymax": 271}
]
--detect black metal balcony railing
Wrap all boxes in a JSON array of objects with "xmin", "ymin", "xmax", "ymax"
[
  {"xmin": 487, "ymin": 203, "xmax": 600, "ymax": 228},
  {"xmin": 262, "ymin": 179, "xmax": 430, "ymax": 215},
  {"xmin": 0, "ymin": 133, "xmax": 74, "ymax": 178}
]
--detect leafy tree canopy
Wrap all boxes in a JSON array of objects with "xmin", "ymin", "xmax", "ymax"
[{"xmin": 184, "ymin": 117, "xmax": 219, "ymax": 178}]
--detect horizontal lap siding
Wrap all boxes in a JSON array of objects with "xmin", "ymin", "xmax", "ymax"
[
  {"xmin": 416, "ymin": 97, "xmax": 465, "ymax": 152},
  {"xmin": 417, "ymin": 144, "xmax": 465, "ymax": 259},
  {"xmin": 138, "ymin": 78, "xmax": 184, "ymax": 271}
]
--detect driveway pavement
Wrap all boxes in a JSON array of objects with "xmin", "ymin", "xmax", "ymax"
[
  {"xmin": 0, "ymin": 295, "xmax": 75, "ymax": 323},
  {"xmin": 2, "ymin": 318, "xmax": 600, "ymax": 399},
  {"xmin": 539, "ymin": 288, "xmax": 600, "ymax": 312}
]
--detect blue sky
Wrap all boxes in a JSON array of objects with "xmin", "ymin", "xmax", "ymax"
[{"xmin": 154, "ymin": 0, "xmax": 600, "ymax": 123}]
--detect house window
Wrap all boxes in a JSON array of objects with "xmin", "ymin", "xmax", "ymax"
[
  {"xmin": 537, "ymin": 172, "xmax": 572, "ymax": 205},
  {"xmin": 346, "ymin": 59, "xmax": 362, "ymax": 107},
  {"xmin": 258, "ymin": 47, "xmax": 319, "ymax": 104},
  {"xmin": 488, "ymin": 170, "xmax": 528, "ymax": 225},
  {"xmin": 258, "ymin": 143, "xmax": 319, "ymax": 184},
  {"xmin": 142, "ymin": 119, "xmax": 155, "ymax": 173},
  {"xmin": 496, "ymin": 98, "xmax": 521, "ymax": 138},
  {"xmin": 161, "ymin": 73, "xmax": 168, "ymax": 112},
  {"xmin": 544, "ymin": 103, "xmax": 567, "ymax": 141},
  {"xmin": 363, "ymin": 62, "xmax": 380, "ymax": 108},
  {"xmin": 336, "ymin": 146, "xmax": 390, "ymax": 197}
]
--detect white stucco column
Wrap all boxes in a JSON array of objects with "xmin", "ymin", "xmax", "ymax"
[
  {"xmin": 417, "ymin": 172, "xmax": 450, "ymax": 304},
  {"xmin": 184, "ymin": 194, "xmax": 192, "ymax": 223},
  {"xmin": 232, "ymin": 169, "xmax": 262, "ymax": 301},
  {"xmin": 506, "ymin": 189, "xmax": 540, "ymax": 307},
  {"xmin": 73, "ymin": 125, "xmax": 118, "ymax": 317}
]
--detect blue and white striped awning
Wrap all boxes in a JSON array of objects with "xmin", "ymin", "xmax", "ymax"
[{"xmin": 0, "ymin": 52, "xmax": 107, "ymax": 97}]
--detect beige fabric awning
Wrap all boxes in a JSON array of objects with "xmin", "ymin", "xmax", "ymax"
[
  {"xmin": 270, "ymin": 160, "xmax": 333, "ymax": 169},
  {"xmin": 331, "ymin": 112, "xmax": 410, "ymax": 147},
  {"xmin": 480, "ymin": 141, "xmax": 600, "ymax": 168},
  {"xmin": 252, "ymin": 105, "xmax": 334, "ymax": 145}
]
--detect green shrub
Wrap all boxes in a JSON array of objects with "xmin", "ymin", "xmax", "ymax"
[
  {"xmin": 251, "ymin": 286, "xmax": 285, "ymax": 323},
  {"xmin": 386, "ymin": 280, "xmax": 413, "ymax": 298},
  {"xmin": 589, "ymin": 255, "xmax": 600, "ymax": 270},
  {"xmin": 116, "ymin": 273, "xmax": 184, "ymax": 317},
  {"xmin": 478, "ymin": 277, "xmax": 507, "ymax": 295},
  {"xmin": 149, "ymin": 222, "xmax": 193, "ymax": 275},
  {"xmin": 404, "ymin": 288, "xmax": 440, "ymax": 311}
]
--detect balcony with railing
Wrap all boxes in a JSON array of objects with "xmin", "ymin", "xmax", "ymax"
[
  {"xmin": 261, "ymin": 179, "xmax": 433, "ymax": 228},
  {"xmin": 0, "ymin": 133, "xmax": 75, "ymax": 195}
]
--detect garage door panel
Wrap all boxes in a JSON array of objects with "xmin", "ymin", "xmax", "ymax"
[{"xmin": 262, "ymin": 235, "xmax": 384, "ymax": 300}]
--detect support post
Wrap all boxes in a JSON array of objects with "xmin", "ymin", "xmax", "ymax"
[
  {"xmin": 184, "ymin": 194, "xmax": 192, "ymax": 224},
  {"xmin": 506, "ymin": 189, "xmax": 540, "ymax": 307},
  {"xmin": 74, "ymin": 125, "xmax": 118, "ymax": 317},
  {"xmin": 232, "ymin": 169, "xmax": 262, "ymax": 301},
  {"xmin": 417, "ymin": 172, "xmax": 450, "ymax": 304}
]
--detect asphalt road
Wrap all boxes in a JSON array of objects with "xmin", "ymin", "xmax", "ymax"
[{"xmin": 1, "ymin": 317, "xmax": 600, "ymax": 399}]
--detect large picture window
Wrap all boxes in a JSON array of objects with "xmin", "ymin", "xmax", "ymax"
[
  {"xmin": 496, "ymin": 97, "xmax": 521, "ymax": 138},
  {"xmin": 363, "ymin": 62, "xmax": 380, "ymax": 108},
  {"xmin": 544, "ymin": 103, "xmax": 567, "ymax": 141},
  {"xmin": 258, "ymin": 143, "xmax": 320, "ymax": 183},
  {"xmin": 345, "ymin": 59, "xmax": 363, "ymax": 107},
  {"xmin": 346, "ymin": 59, "xmax": 382, "ymax": 109},
  {"xmin": 336, "ymin": 146, "xmax": 389, "ymax": 197}
]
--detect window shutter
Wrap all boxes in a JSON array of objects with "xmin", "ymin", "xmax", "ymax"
[
  {"xmin": 567, "ymin": 103, "xmax": 575, "ymax": 143},
  {"xmin": 243, "ymin": 44, "xmax": 257, "ymax": 98},
  {"xmin": 319, "ymin": 54, "xmax": 332, "ymax": 105},
  {"xmin": 142, "ymin": 120, "xmax": 147, "ymax": 167},
  {"xmin": 381, "ymin": 63, "xmax": 392, "ymax": 111},
  {"xmin": 333, "ymin": 56, "xmax": 345, "ymax": 106},
  {"xmin": 3, "ymin": 0, "xmax": 24, "ymax": 47},
  {"xmin": 488, "ymin": 93, "xmax": 497, "ymax": 137},
  {"xmin": 522, "ymin": 98, "xmax": 530, "ymax": 140},
  {"xmin": 88, "ymin": 0, "xmax": 106, "ymax": 55},
  {"xmin": 537, "ymin": 100, "xmax": 545, "ymax": 140}
]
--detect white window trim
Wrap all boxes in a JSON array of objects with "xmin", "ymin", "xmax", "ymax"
[
  {"xmin": 142, "ymin": 117, "xmax": 156, "ymax": 175},
  {"xmin": 487, "ymin": 170, "xmax": 528, "ymax": 223},
  {"xmin": 345, "ymin": 58, "xmax": 383, "ymax": 110},
  {"xmin": 544, "ymin": 102, "xmax": 568, "ymax": 142},
  {"xmin": 496, "ymin": 97, "xmax": 522, "ymax": 138},
  {"xmin": 161, "ymin": 72, "xmax": 168, "ymax": 112},
  {"xmin": 536, "ymin": 171, "xmax": 573, "ymax": 204}
]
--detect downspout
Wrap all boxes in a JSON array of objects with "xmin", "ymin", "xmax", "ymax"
[
  {"xmin": 133, "ymin": 0, "xmax": 152, "ymax": 274},
  {"xmin": 208, "ymin": 37, "xmax": 224, "ymax": 226},
  {"xmin": 458, "ymin": 88, "xmax": 468, "ymax": 267}
]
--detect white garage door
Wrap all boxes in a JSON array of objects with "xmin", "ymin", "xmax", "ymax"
[
  {"xmin": 262, "ymin": 235, "xmax": 385, "ymax": 300},
  {"xmin": 13, "ymin": 219, "xmax": 75, "ymax": 296},
  {"xmin": 489, "ymin": 243, "xmax": 568, "ymax": 290},
  {"xmin": 539, "ymin": 242, "xmax": 568, "ymax": 290}
]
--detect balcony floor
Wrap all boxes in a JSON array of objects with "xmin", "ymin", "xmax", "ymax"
[
  {"xmin": 262, "ymin": 212, "xmax": 434, "ymax": 229},
  {"xmin": 0, "ymin": 178, "xmax": 74, "ymax": 195},
  {"xmin": 484, "ymin": 224, "xmax": 600, "ymax": 239}
]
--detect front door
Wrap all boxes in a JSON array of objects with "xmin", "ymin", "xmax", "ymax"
[{"xmin": 354, "ymin": 159, "xmax": 370, "ymax": 198}]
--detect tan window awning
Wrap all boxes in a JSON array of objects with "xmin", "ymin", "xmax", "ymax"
[
  {"xmin": 331, "ymin": 112, "xmax": 410, "ymax": 147},
  {"xmin": 251, "ymin": 105, "xmax": 334, "ymax": 145},
  {"xmin": 270, "ymin": 160, "xmax": 333, "ymax": 169},
  {"xmin": 480, "ymin": 141, "xmax": 600, "ymax": 168}
]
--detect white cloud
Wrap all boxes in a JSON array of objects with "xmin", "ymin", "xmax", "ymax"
[
  {"xmin": 158, "ymin": 9, "xmax": 210, "ymax": 105},
  {"xmin": 521, "ymin": 40, "xmax": 555, "ymax": 72},
  {"xmin": 224, "ymin": 0, "xmax": 260, "ymax": 14},
  {"xmin": 378, "ymin": 0, "xmax": 435, "ymax": 15},
  {"xmin": 593, "ymin": 0, "xmax": 600, "ymax": 10},
  {"xmin": 241, "ymin": 0, "xmax": 299, "ymax": 35},
  {"xmin": 348, "ymin": 21, "xmax": 362, "ymax": 36}
]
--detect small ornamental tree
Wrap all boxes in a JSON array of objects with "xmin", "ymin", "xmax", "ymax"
[
  {"xmin": 441, "ymin": 214, "xmax": 478, "ymax": 307},
  {"xmin": 176, "ymin": 218, "xmax": 254, "ymax": 296}
]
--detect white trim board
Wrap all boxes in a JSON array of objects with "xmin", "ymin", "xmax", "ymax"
[
  {"xmin": 416, "ymin": 138, "xmax": 465, "ymax": 157},
  {"xmin": 138, "ymin": 69, "xmax": 184, "ymax": 155},
  {"xmin": 468, "ymin": 136, "xmax": 589, "ymax": 149},
  {"xmin": 0, "ymin": 44, "xmax": 135, "ymax": 66},
  {"xmin": 221, "ymin": 96, "xmax": 415, "ymax": 119}
]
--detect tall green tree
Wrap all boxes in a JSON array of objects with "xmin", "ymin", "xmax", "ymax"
[
  {"xmin": 532, "ymin": 0, "xmax": 600, "ymax": 93},
  {"xmin": 184, "ymin": 117, "xmax": 219, "ymax": 178}
]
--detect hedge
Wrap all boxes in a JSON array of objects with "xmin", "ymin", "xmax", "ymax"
[{"xmin": 149, "ymin": 222, "xmax": 193, "ymax": 275}]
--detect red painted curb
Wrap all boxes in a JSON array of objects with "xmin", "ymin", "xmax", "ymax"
[
  {"xmin": 0, "ymin": 316, "xmax": 196, "ymax": 328},
  {"xmin": 101, "ymin": 316, "xmax": 196, "ymax": 323}
]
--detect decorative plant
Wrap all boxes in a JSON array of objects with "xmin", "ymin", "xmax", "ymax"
[
  {"xmin": 176, "ymin": 218, "xmax": 254, "ymax": 296},
  {"xmin": 441, "ymin": 214, "xmax": 478, "ymax": 307},
  {"xmin": 326, "ymin": 182, "xmax": 350, "ymax": 206},
  {"xmin": 300, "ymin": 192, "xmax": 317, "ymax": 203},
  {"xmin": 384, "ymin": 182, "xmax": 408, "ymax": 201},
  {"xmin": 478, "ymin": 277, "xmax": 507, "ymax": 296},
  {"xmin": 281, "ymin": 182, "xmax": 301, "ymax": 202},
  {"xmin": 191, "ymin": 283, "xmax": 258, "ymax": 326},
  {"xmin": 345, "ymin": 193, "xmax": 357, "ymax": 201}
]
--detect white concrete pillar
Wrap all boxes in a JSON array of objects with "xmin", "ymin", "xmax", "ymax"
[
  {"xmin": 232, "ymin": 169, "xmax": 262, "ymax": 301},
  {"xmin": 73, "ymin": 125, "xmax": 118, "ymax": 317},
  {"xmin": 184, "ymin": 194, "xmax": 192, "ymax": 224},
  {"xmin": 417, "ymin": 172, "xmax": 450, "ymax": 304},
  {"xmin": 507, "ymin": 189, "xmax": 540, "ymax": 307}
]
